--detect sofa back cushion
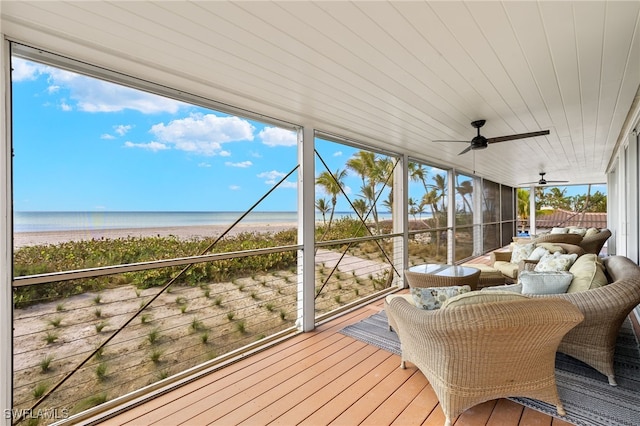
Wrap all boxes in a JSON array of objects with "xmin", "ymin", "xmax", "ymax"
[
  {"xmin": 510, "ymin": 243, "xmax": 535, "ymax": 264},
  {"xmin": 519, "ymin": 271, "xmax": 574, "ymax": 294},
  {"xmin": 567, "ymin": 253, "xmax": 608, "ymax": 293}
]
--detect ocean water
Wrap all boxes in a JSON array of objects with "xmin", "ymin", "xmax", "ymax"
[{"xmin": 14, "ymin": 211, "xmax": 393, "ymax": 233}]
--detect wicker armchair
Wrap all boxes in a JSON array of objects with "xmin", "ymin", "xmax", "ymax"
[
  {"xmin": 386, "ymin": 297, "xmax": 584, "ymax": 426},
  {"xmin": 531, "ymin": 232, "xmax": 583, "ymax": 245}
]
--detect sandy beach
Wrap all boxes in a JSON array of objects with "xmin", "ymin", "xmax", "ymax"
[{"xmin": 13, "ymin": 222, "xmax": 298, "ymax": 249}]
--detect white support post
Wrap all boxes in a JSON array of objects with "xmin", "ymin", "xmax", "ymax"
[
  {"xmin": 1, "ymin": 37, "xmax": 13, "ymax": 426},
  {"xmin": 393, "ymin": 154, "xmax": 408, "ymax": 287},
  {"xmin": 529, "ymin": 186, "xmax": 536, "ymax": 236},
  {"xmin": 297, "ymin": 127, "xmax": 315, "ymax": 332},
  {"xmin": 447, "ymin": 170, "xmax": 455, "ymax": 264},
  {"xmin": 472, "ymin": 176, "xmax": 483, "ymax": 256}
]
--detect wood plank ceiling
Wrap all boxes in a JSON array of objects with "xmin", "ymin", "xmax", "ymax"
[{"xmin": 2, "ymin": 1, "xmax": 639, "ymax": 187}]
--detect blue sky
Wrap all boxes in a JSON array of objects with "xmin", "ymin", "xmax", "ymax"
[
  {"xmin": 11, "ymin": 56, "xmax": 603, "ymax": 213},
  {"xmin": 12, "ymin": 57, "xmax": 307, "ymax": 212}
]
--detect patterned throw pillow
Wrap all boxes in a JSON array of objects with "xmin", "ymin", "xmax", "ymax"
[
  {"xmin": 519, "ymin": 270, "xmax": 573, "ymax": 294},
  {"xmin": 410, "ymin": 285, "xmax": 472, "ymax": 310},
  {"xmin": 534, "ymin": 252, "xmax": 578, "ymax": 272},
  {"xmin": 510, "ymin": 243, "xmax": 535, "ymax": 264}
]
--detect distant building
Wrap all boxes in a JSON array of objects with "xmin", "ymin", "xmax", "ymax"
[{"xmin": 533, "ymin": 208, "xmax": 607, "ymax": 230}]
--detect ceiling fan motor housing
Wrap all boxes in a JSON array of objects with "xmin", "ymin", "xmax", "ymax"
[{"xmin": 471, "ymin": 135, "xmax": 488, "ymax": 149}]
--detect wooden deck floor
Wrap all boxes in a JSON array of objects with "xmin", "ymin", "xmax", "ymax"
[{"xmin": 98, "ymin": 254, "xmax": 574, "ymax": 425}]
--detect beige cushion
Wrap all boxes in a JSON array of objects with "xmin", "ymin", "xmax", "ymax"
[
  {"xmin": 536, "ymin": 242, "xmax": 566, "ymax": 253},
  {"xmin": 584, "ymin": 227, "xmax": 601, "ymax": 238},
  {"xmin": 410, "ymin": 285, "xmax": 472, "ymax": 310},
  {"xmin": 442, "ymin": 290, "xmax": 529, "ymax": 308},
  {"xmin": 550, "ymin": 227, "xmax": 569, "ymax": 234},
  {"xmin": 510, "ymin": 243, "xmax": 535, "ymax": 264},
  {"xmin": 567, "ymin": 253, "xmax": 609, "ymax": 293},
  {"xmin": 519, "ymin": 271, "xmax": 573, "ymax": 294},
  {"xmin": 493, "ymin": 261, "xmax": 519, "ymax": 279},
  {"xmin": 534, "ymin": 252, "xmax": 578, "ymax": 272}
]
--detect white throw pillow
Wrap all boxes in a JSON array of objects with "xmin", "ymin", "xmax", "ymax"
[
  {"xmin": 510, "ymin": 243, "xmax": 535, "ymax": 264},
  {"xmin": 519, "ymin": 271, "xmax": 573, "ymax": 294},
  {"xmin": 410, "ymin": 285, "xmax": 471, "ymax": 310},
  {"xmin": 528, "ymin": 246, "xmax": 550, "ymax": 261},
  {"xmin": 534, "ymin": 252, "xmax": 578, "ymax": 272},
  {"xmin": 550, "ymin": 227, "xmax": 569, "ymax": 234}
]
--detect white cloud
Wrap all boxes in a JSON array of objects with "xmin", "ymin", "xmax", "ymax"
[
  {"xmin": 257, "ymin": 170, "xmax": 297, "ymax": 188},
  {"xmin": 100, "ymin": 134, "xmax": 115, "ymax": 140},
  {"xmin": 124, "ymin": 141, "xmax": 169, "ymax": 152},
  {"xmin": 333, "ymin": 151, "xmax": 343, "ymax": 157},
  {"xmin": 11, "ymin": 58, "xmax": 45, "ymax": 81},
  {"xmin": 198, "ymin": 162, "xmax": 211, "ymax": 168},
  {"xmin": 114, "ymin": 124, "xmax": 132, "ymax": 136},
  {"xmin": 229, "ymin": 185, "xmax": 241, "ymax": 190},
  {"xmin": 259, "ymin": 127, "xmax": 297, "ymax": 147},
  {"xmin": 149, "ymin": 113, "xmax": 255, "ymax": 156},
  {"xmin": 12, "ymin": 57, "xmax": 184, "ymax": 114},
  {"xmin": 225, "ymin": 160, "xmax": 253, "ymax": 168},
  {"xmin": 60, "ymin": 101, "xmax": 72, "ymax": 111},
  {"xmin": 220, "ymin": 150, "xmax": 232, "ymax": 157}
]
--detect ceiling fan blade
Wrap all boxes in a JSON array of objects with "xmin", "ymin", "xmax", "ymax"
[
  {"xmin": 545, "ymin": 180, "xmax": 569, "ymax": 183},
  {"xmin": 487, "ymin": 130, "xmax": 550, "ymax": 144},
  {"xmin": 458, "ymin": 145, "xmax": 472, "ymax": 155}
]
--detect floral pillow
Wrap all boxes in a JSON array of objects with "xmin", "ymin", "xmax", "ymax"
[
  {"xmin": 410, "ymin": 285, "xmax": 472, "ymax": 310},
  {"xmin": 510, "ymin": 243, "xmax": 535, "ymax": 264},
  {"xmin": 534, "ymin": 252, "xmax": 578, "ymax": 272}
]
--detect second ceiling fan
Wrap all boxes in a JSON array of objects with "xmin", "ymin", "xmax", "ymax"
[{"xmin": 435, "ymin": 120, "xmax": 550, "ymax": 155}]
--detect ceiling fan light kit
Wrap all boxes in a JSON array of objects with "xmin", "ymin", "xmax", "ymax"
[{"xmin": 434, "ymin": 119, "xmax": 550, "ymax": 155}]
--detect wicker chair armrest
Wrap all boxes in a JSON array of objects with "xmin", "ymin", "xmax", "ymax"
[{"xmin": 519, "ymin": 259, "xmax": 538, "ymax": 273}]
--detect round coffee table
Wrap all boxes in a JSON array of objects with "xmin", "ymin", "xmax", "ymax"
[{"xmin": 405, "ymin": 263, "xmax": 480, "ymax": 290}]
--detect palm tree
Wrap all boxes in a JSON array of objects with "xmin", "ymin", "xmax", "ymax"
[
  {"xmin": 315, "ymin": 198, "xmax": 330, "ymax": 225},
  {"xmin": 315, "ymin": 168, "xmax": 347, "ymax": 232},
  {"xmin": 352, "ymin": 198, "xmax": 368, "ymax": 219},
  {"xmin": 517, "ymin": 188, "xmax": 530, "ymax": 233},
  {"xmin": 456, "ymin": 180, "xmax": 473, "ymax": 214}
]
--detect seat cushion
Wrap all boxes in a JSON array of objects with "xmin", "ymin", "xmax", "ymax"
[
  {"xmin": 494, "ymin": 261, "xmax": 519, "ymax": 279},
  {"xmin": 567, "ymin": 253, "xmax": 608, "ymax": 293}
]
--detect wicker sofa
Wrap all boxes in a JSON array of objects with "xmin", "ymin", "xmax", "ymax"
[
  {"xmin": 524, "ymin": 255, "xmax": 640, "ymax": 385},
  {"xmin": 491, "ymin": 242, "xmax": 585, "ymax": 282},
  {"xmin": 386, "ymin": 296, "xmax": 583, "ymax": 426}
]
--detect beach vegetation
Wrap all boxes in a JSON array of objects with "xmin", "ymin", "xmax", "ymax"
[
  {"xmin": 95, "ymin": 362, "xmax": 108, "ymax": 381},
  {"xmin": 44, "ymin": 331, "xmax": 58, "ymax": 344},
  {"xmin": 48, "ymin": 317, "xmax": 62, "ymax": 328},
  {"xmin": 95, "ymin": 321, "xmax": 108, "ymax": 333},
  {"xmin": 39, "ymin": 355, "xmax": 54, "ymax": 373},
  {"xmin": 13, "ymin": 229, "xmax": 300, "ymax": 307},
  {"xmin": 33, "ymin": 382, "xmax": 48, "ymax": 399}
]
